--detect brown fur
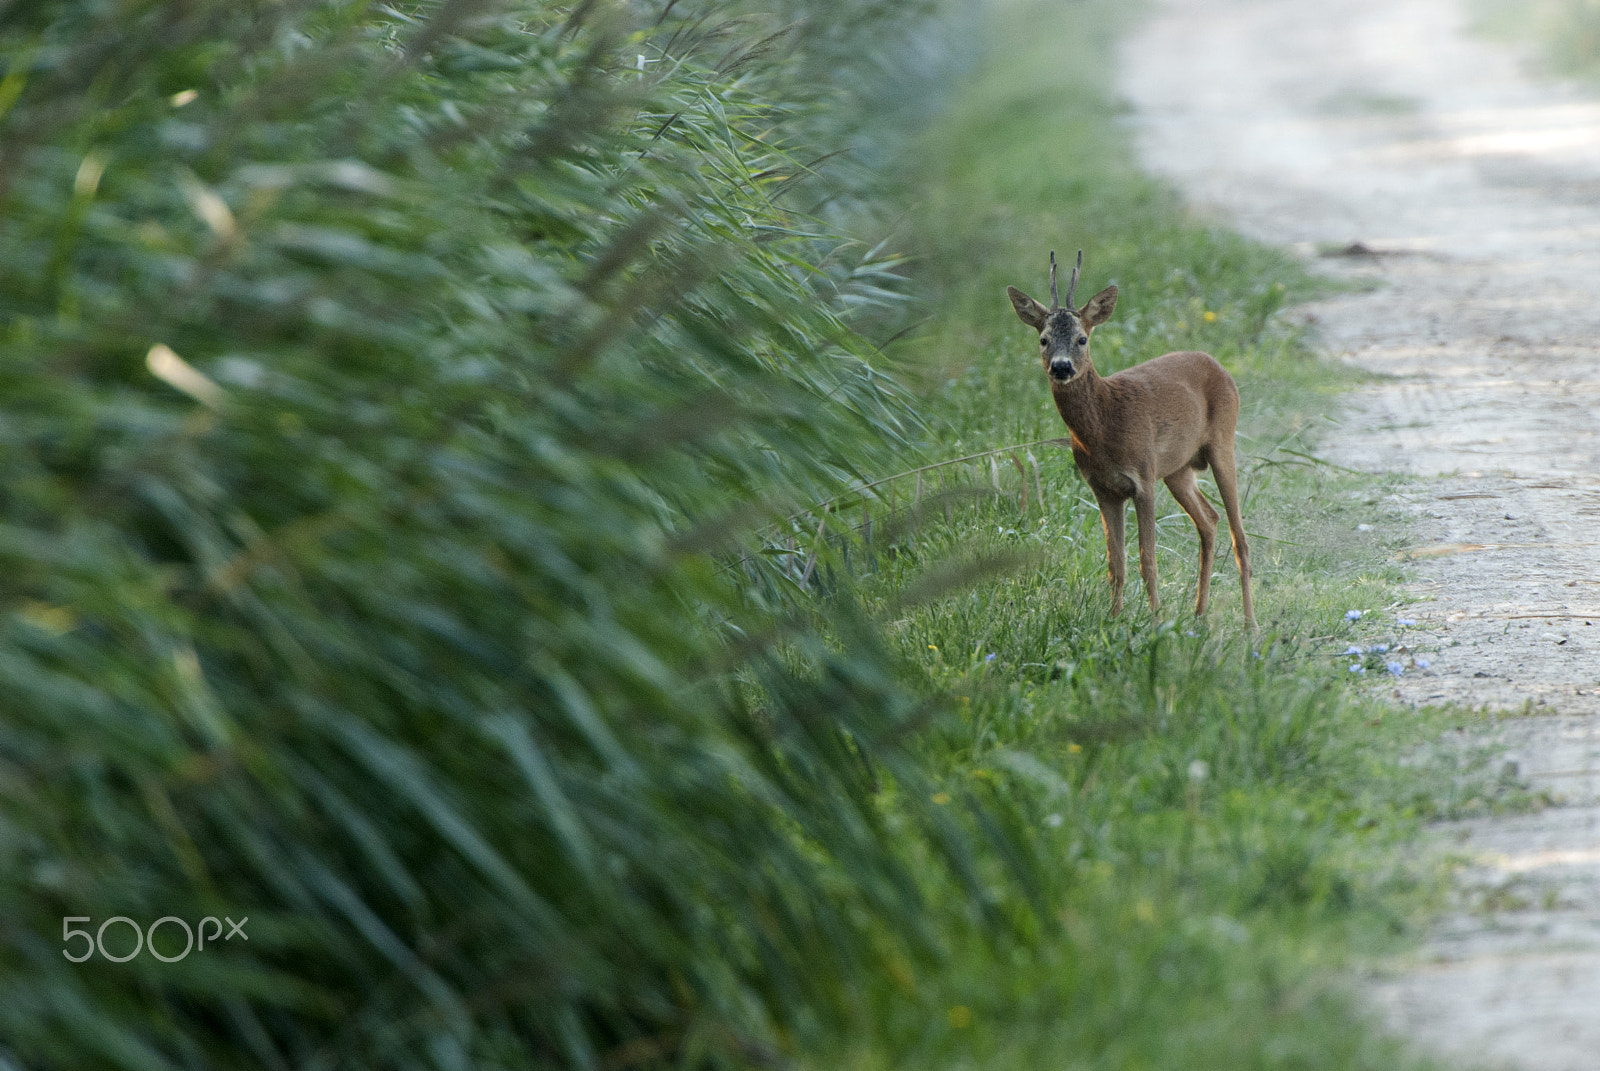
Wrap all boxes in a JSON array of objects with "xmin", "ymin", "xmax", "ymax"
[{"xmin": 1007, "ymin": 268, "xmax": 1255, "ymax": 627}]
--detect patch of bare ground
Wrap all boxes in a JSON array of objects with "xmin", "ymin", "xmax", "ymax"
[{"xmin": 1121, "ymin": 1, "xmax": 1600, "ymax": 1067}]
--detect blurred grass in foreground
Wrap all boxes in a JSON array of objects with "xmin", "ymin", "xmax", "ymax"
[{"xmin": 0, "ymin": 1, "xmax": 1017, "ymax": 1067}]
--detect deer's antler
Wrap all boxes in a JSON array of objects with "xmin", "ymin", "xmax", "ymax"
[
  {"xmin": 1065, "ymin": 249, "xmax": 1083, "ymax": 310},
  {"xmin": 1049, "ymin": 250, "xmax": 1059, "ymax": 310}
]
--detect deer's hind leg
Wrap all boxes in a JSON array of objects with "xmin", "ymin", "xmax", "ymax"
[
  {"xmin": 1164, "ymin": 467, "xmax": 1219, "ymax": 616},
  {"xmin": 1093, "ymin": 489, "xmax": 1128, "ymax": 616},
  {"xmin": 1209, "ymin": 443, "xmax": 1255, "ymax": 629}
]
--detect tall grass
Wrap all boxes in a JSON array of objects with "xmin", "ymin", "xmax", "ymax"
[{"xmin": 0, "ymin": 2, "xmax": 1001, "ymax": 1068}]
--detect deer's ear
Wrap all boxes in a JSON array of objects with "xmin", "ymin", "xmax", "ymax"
[
  {"xmin": 1007, "ymin": 286, "xmax": 1048, "ymax": 329},
  {"xmin": 1079, "ymin": 284, "xmax": 1117, "ymax": 329}
]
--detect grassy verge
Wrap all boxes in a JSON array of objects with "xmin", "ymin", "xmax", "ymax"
[
  {"xmin": 1471, "ymin": 0, "xmax": 1600, "ymax": 81},
  {"xmin": 821, "ymin": 2, "xmax": 1523, "ymax": 1067}
]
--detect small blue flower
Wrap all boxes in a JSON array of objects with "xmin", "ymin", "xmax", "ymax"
[
  {"xmin": 1397, "ymin": 617, "xmax": 1416, "ymax": 627},
  {"xmin": 1184, "ymin": 630, "xmax": 1197, "ymax": 638},
  {"xmin": 1343, "ymin": 645, "xmax": 1362, "ymax": 656},
  {"xmin": 984, "ymin": 652, "xmax": 997, "ymax": 663},
  {"xmin": 1348, "ymin": 663, "xmax": 1364, "ymax": 674},
  {"xmin": 1370, "ymin": 643, "xmax": 1388, "ymax": 654},
  {"xmin": 1415, "ymin": 657, "xmax": 1430, "ymax": 669},
  {"xmin": 1386, "ymin": 661, "xmax": 1404, "ymax": 677},
  {"xmin": 1345, "ymin": 610, "xmax": 1363, "ymax": 621}
]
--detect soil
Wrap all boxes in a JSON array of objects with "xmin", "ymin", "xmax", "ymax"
[{"xmin": 1120, "ymin": 2, "xmax": 1600, "ymax": 1067}]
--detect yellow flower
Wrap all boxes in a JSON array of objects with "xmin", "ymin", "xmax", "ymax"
[
  {"xmin": 927, "ymin": 644, "xmax": 938, "ymax": 651},
  {"xmin": 1203, "ymin": 310, "xmax": 1218, "ymax": 323},
  {"xmin": 930, "ymin": 792, "xmax": 951, "ymax": 805},
  {"xmin": 947, "ymin": 1005, "xmax": 972, "ymax": 1029},
  {"xmin": 1067, "ymin": 743, "xmax": 1082, "ymax": 754},
  {"xmin": 19, "ymin": 601, "xmax": 76, "ymax": 635}
]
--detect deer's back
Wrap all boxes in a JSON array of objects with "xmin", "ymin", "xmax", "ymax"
[{"xmin": 1101, "ymin": 350, "xmax": 1238, "ymax": 473}]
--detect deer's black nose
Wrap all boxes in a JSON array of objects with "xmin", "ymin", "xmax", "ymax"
[{"xmin": 1049, "ymin": 358, "xmax": 1074, "ymax": 380}]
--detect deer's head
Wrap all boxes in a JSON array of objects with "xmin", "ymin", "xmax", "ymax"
[{"xmin": 1007, "ymin": 250, "xmax": 1117, "ymax": 384}]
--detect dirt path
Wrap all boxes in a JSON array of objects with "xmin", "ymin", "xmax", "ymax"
[{"xmin": 1120, "ymin": 2, "xmax": 1600, "ymax": 1067}]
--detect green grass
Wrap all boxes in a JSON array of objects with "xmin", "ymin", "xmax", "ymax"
[
  {"xmin": 1471, "ymin": 0, "xmax": 1600, "ymax": 80},
  {"xmin": 0, "ymin": 3, "xmax": 1009, "ymax": 1067},
  {"xmin": 800, "ymin": 2, "xmax": 1526, "ymax": 1067}
]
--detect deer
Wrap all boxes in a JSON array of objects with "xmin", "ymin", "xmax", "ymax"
[{"xmin": 1007, "ymin": 250, "xmax": 1255, "ymax": 629}]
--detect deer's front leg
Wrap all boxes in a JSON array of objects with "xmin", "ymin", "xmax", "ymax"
[
  {"xmin": 1132, "ymin": 486, "xmax": 1160, "ymax": 616},
  {"xmin": 1094, "ymin": 491, "xmax": 1127, "ymax": 616}
]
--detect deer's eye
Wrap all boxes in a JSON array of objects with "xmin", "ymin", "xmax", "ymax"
[
  {"xmin": 1077, "ymin": 334, "xmax": 1088, "ymax": 346},
  {"xmin": 1039, "ymin": 336, "xmax": 1049, "ymax": 346}
]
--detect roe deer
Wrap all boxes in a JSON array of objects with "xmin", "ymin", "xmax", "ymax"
[{"xmin": 1007, "ymin": 251, "xmax": 1254, "ymax": 628}]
